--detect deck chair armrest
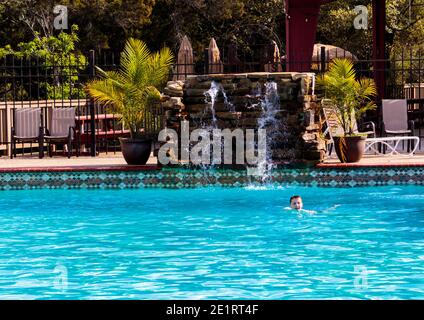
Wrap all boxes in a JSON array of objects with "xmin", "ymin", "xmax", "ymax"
[
  {"xmin": 322, "ymin": 126, "xmax": 330, "ymax": 138},
  {"xmin": 360, "ymin": 121, "xmax": 376, "ymax": 137},
  {"xmin": 69, "ymin": 126, "xmax": 77, "ymax": 140},
  {"xmin": 408, "ymin": 120, "xmax": 415, "ymax": 132}
]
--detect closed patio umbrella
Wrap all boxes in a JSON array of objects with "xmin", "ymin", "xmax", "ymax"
[
  {"xmin": 264, "ymin": 41, "xmax": 283, "ymax": 72},
  {"xmin": 208, "ymin": 38, "xmax": 223, "ymax": 74},
  {"xmin": 312, "ymin": 44, "xmax": 358, "ymax": 62},
  {"xmin": 312, "ymin": 44, "xmax": 358, "ymax": 71},
  {"xmin": 174, "ymin": 35, "xmax": 194, "ymax": 80}
]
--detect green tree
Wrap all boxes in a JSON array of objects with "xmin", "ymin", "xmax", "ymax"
[
  {"xmin": 317, "ymin": 0, "xmax": 424, "ymax": 59},
  {"xmin": 0, "ymin": 25, "xmax": 86, "ymax": 99},
  {"xmin": 143, "ymin": 0, "xmax": 285, "ymax": 64}
]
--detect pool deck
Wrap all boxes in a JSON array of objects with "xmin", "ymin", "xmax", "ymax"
[
  {"xmin": 0, "ymin": 154, "xmax": 160, "ymax": 172},
  {"xmin": 317, "ymin": 153, "xmax": 424, "ymax": 168},
  {"xmin": 1, "ymin": 153, "xmax": 424, "ymax": 172}
]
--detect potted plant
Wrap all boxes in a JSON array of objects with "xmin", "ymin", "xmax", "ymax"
[
  {"xmin": 86, "ymin": 38, "xmax": 174, "ymax": 165},
  {"xmin": 316, "ymin": 58, "xmax": 377, "ymax": 163}
]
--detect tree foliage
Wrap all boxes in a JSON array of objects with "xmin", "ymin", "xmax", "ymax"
[
  {"xmin": 318, "ymin": 0, "xmax": 424, "ymax": 59},
  {"xmin": 0, "ymin": 24, "xmax": 86, "ymax": 99},
  {"xmin": 0, "ymin": 0, "xmax": 423, "ymax": 65}
]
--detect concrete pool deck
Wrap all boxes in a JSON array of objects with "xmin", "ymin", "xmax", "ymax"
[
  {"xmin": 1, "ymin": 152, "xmax": 424, "ymax": 172},
  {"xmin": 318, "ymin": 153, "xmax": 424, "ymax": 168},
  {"xmin": 0, "ymin": 153, "xmax": 159, "ymax": 172}
]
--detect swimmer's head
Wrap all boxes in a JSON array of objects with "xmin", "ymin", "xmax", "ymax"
[{"xmin": 290, "ymin": 195, "xmax": 303, "ymax": 210}]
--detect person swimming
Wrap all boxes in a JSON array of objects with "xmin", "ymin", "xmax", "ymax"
[{"xmin": 285, "ymin": 195, "xmax": 317, "ymax": 215}]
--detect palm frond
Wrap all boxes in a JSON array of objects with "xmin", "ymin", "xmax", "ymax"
[
  {"xmin": 317, "ymin": 58, "xmax": 377, "ymax": 136},
  {"xmin": 121, "ymin": 38, "xmax": 151, "ymax": 86},
  {"xmin": 86, "ymin": 38, "xmax": 173, "ymax": 139}
]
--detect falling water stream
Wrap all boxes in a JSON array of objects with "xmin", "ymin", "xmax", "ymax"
[
  {"xmin": 200, "ymin": 81, "xmax": 236, "ymax": 168},
  {"xmin": 200, "ymin": 80, "xmax": 289, "ymax": 182},
  {"xmin": 254, "ymin": 81, "xmax": 287, "ymax": 181}
]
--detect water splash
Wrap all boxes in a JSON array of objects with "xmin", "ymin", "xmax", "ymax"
[
  {"xmin": 252, "ymin": 81, "xmax": 290, "ymax": 183},
  {"xmin": 204, "ymin": 81, "xmax": 236, "ymax": 126},
  {"xmin": 204, "ymin": 81, "xmax": 220, "ymax": 127},
  {"xmin": 200, "ymin": 81, "xmax": 238, "ymax": 167}
]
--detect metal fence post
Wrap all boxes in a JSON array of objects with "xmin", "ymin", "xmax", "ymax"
[
  {"xmin": 204, "ymin": 49, "xmax": 209, "ymax": 74},
  {"xmin": 320, "ymin": 46, "xmax": 326, "ymax": 74},
  {"xmin": 88, "ymin": 50, "xmax": 96, "ymax": 157}
]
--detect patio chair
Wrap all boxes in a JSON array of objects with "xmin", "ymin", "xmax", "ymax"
[
  {"xmin": 323, "ymin": 105, "xmax": 420, "ymax": 157},
  {"xmin": 382, "ymin": 99, "xmax": 415, "ymax": 152},
  {"xmin": 44, "ymin": 107, "xmax": 77, "ymax": 158},
  {"xmin": 322, "ymin": 106, "xmax": 376, "ymax": 156},
  {"xmin": 11, "ymin": 108, "xmax": 44, "ymax": 159}
]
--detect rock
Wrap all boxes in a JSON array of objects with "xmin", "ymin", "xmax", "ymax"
[
  {"xmin": 166, "ymin": 81, "xmax": 184, "ymax": 91},
  {"xmin": 185, "ymin": 89, "xmax": 208, "ymax": 97},
  {"xmin": 303, "ymin": 110, "xmax": 315, "ymax": 127},
  {"xmin": 164, "ymin": 88, "xmax": 183, "ymax": 97},
  {"xmin": 160, "ymin": 94, "xmax": 170, "ymax": 102},
  {"xmin": 303, "ymin": 150, "xmax": 325, "ymax": 161},
  {"xmin": 306, "ymin": 124, "xmax": 320, "ymax": 131},
  {"xmin": 239, "ymin": 118, "xmax": 259, "ymax": 127},
  {"xmin": 216, "ymin": 112, "xmax": 242, "ymax": 120},
  {"xmin": 183, "ymin": 96, "xmax": 207, "ymax": 104},
  {"xmin": 240, "ymin": 111, "xmax": 263, "ymax": 119},
  {"xmin": 287, "ymin": 114, "xmax": 299, "ymax": 126}
]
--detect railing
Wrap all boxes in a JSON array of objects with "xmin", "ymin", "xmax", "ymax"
[
  {"xmin": 1, "ymin": 45, "xmax": 424, "ymax": 157},
  {"xmin": 0, "ymin": 50, "xmax": 164, "ymax": 158}
]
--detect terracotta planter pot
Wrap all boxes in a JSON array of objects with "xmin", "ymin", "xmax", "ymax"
[
  {"xmin": 119, "ymin": 138, "xmax": 152, "ymax": 165},
  {"xmin": 333, "ymin": 136, "xmax": 367, "ymax": 163}
]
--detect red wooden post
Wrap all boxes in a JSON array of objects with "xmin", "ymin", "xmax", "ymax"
[
  {"xmin": 285, "ymin": 0, "xmax": 322, "ymax": 72},
  {"xmin": 372, "ymin": 0, "xmax": 387, "ymax": 101}
]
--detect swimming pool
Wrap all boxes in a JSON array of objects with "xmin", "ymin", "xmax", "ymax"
[{"xmin": 1, "ymin": 185, "xmax": 424, "ymax": 299}]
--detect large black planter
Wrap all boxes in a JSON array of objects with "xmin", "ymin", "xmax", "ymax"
[
  {"xmin": 119, "ymin": 138, "xmax": 152, "ymax": 165},
  {"xmin": 333, "ymin": 135, "xmax": 367, "ymax": 163}
]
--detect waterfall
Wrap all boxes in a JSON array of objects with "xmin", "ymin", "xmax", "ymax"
[
  {"xmin": 250, "ymin": 81, "xmax": 290, "ymax": 183},
  {"xmin": 200, "ymin": 81, "xmax": 235, "ymax": 167},
  {"xmin": 203, "ymin": 81, "xmax": 235, "ymax": 127},
  {"xmin": 204, "ymin": 81, "xmax": 220, "ymax": 127},
  {"xmin": 254, "ymin": 81, "xmax": 279, "ymax": 180}
]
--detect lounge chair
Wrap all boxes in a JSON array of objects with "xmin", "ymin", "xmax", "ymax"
[
  {"xmin": 11, "ymin": 108, "xmax": 43, "ymax": 159},
  {"xmin": 382, "ymin": 99, "xmax": 415, "ymax": 152},
  {"xmin": 322, "ymin": 106, "xmax": 376, "ymax": 156},
  {"xmin": 44, "ymin": 108, "xmax": 77, "ymax": 158},
  {"xmin": 322, "ymin": 105, "xmax": 420, "ymax": 157}
]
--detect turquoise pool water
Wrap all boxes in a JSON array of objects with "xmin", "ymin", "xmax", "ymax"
[{"xmin": 1, "ymin": 185, "xmax": 424, "ymax": 300}]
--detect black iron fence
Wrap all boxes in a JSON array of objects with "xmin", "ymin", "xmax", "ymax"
[
  {"xmin": 0, "ymin": 50, "xmax": 163, "ymax": 158},
  {"xmin": 1, "ymin": 44, "xmax": 424, "ymax": 157}
]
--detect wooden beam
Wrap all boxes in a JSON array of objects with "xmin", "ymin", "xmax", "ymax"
[
  {"xmin": 285, "ymin": 0, "xmax": 321, "ymax": 72},
  {"xmin": 372, "ymin": 0, "xmax": 387, "ymax": 101}
]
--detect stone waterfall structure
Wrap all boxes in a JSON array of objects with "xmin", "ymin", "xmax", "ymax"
[{"xmin": 161, "ymin": 72, "xmax": 325, "ymax": 167}]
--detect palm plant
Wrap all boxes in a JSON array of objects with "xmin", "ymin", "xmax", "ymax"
[
  {"xmin": 316, "ymin": 58, "xmax": 377, "ymax": 136},
  {"xmin": 86, "ymin": 38, "xmax": 174, "ymax": 140}
]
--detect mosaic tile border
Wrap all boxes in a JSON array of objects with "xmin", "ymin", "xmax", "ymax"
[{"xmin": 1, "ymin": 167, "xmax": 424, "ymax": 190}]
